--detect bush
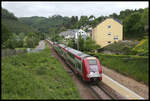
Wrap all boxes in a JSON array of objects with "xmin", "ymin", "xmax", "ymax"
[{"xmin": 102, "ymin": 40, "xmax": 139, "ymax": 55}]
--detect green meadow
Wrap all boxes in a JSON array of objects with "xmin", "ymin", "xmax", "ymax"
[
  {"xmin": 97, "ymin": 53, "xmax": 149, "ymax": 85},
  {"xmin": 2, "ymin": 45, "xmax": 81, "ymax": 99}
]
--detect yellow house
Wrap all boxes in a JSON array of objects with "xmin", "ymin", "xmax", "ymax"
[{"xmin": 92, "ymin": 18, "xmax": 123, "ymax": 48}]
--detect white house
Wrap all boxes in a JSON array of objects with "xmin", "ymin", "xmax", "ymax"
[
  {"xmin": 75, "ymin": 29, "xmax": 87, "ymax": 40},
  {"xmin": 59, "ymin": 29, "xmax": 87, "ymax": 40}
]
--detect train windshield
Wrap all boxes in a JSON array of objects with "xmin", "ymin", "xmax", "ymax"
[
  {"xmin": 88, "ymin": 60, "xmax": 97, "ymax": 65},
  {"xmin": 88, "ymin": 59, "xmax": 99, "ymax": 72}
]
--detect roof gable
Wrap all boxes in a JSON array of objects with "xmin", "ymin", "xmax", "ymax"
[{"xmin": 94, "ymin": 17, "xmax": 122, "ymax": 29}]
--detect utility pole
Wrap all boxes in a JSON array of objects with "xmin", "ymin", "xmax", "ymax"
[
  {"xmin": 75, "ymin": 31, "xmax": 79, "ymax": 50},
  {"xmin": 77, "ymin": 38, "xmax": 79, "ymax": 50},
  {"xmin": 53, "ymin": 32, "xmax": 55, "ymax": 42}
]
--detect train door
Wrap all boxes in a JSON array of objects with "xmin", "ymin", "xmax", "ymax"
[{"xmin": 75, "ymin": 59, "xmax": 82, "ymax": 74}]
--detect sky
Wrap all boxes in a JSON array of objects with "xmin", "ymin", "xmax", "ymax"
[{"xmin": 1, "ymin": 1, "xmax": 149, "ymax": 18}]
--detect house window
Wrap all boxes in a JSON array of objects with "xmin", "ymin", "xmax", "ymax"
[
  {"xmin": 108, "ymin": 41, "xmax": 111, "ymax": 44},
  {"xmin": 114, "ymin": 35, "xmax": 118, "ymax": 40},
  {"xmin": 107, "ymin": 32, "xmax": 111, "ymax": 35},
  {"xmin": 108, "ymin": 25, "xmax": 111, "ymax": 28}
]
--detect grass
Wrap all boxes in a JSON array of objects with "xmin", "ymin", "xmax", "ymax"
[
  {"xmin": 2, "ymin": 44, "xmax": 81, "ymax": 99},
  {"xmin": 96, "ymin": 53, "xmax": 149, "ymax": 85}
]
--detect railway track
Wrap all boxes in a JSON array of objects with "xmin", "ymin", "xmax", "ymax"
[
  {"xmin": 88, "ymin": 85, "xmax": 112, "ymax": 99},
  {"xmin": 97, "ymin": 82, "xmax": 125, "ymax": 99},
  {"xmin": 45, "ymin": 40, "xmax": 120, "ymax": 99},
  {"xmin": 46, "ymin": 40, "xmax": 145, "ymax": 100}
]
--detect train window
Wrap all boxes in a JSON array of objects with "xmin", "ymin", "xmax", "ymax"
[
  {"xmin": 68, "ymin": 52, "xmax": 74, "ymax": 58},
  {"xmin": 90, "ymin": 65, "xmax": 99, "ymax": 72},
  {"xmin": 88, "ymin": 60, "xmax": 97, "ymax": 65},
  {"xmin": 88, "ymin": 60, "xmax": 99, "ymax": 72},
  {"xmin": 78, "ymin": 62, "xmax": 81, "ymax": 70}
]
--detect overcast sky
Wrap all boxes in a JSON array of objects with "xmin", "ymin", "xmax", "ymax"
[{"xmin": 1, "ymin": 1, "xmax": 149, "ymax": 18}]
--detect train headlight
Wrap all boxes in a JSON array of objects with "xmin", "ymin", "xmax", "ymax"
[{"xmin": 87, "ymin": 74, "xmax": 90, "ymax": 78}]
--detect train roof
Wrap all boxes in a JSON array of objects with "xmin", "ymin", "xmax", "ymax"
[
  {"xmin": 58, "ymin": 44, "xmax": 90, "ymax": 59},
  {"xmin": 59, "ymin": 44, "xmax": 67, "ymax": 48}
]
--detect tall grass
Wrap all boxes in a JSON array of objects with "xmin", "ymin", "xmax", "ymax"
[
  {"xmin": 2, "ymin": 45, "xmax": 81, "ymax": 99},
  {"xmin": 96, "ymin": 53, "xmax": 149, "ymax": 85}
]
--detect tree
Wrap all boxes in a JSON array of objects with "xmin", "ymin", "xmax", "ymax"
[
  {"xmin": 89, "ymin": 15, "xmax": 95, "ymax": 21},
  {"xmin": 70, "ymin": 16, "xmax": 78, "ymax": 29},
  {"xmin": 67, "ymin": 38, "xmax": 76, "ymax": 49},
  {"xmin": 141, "ymin": 8, "xmax": 149, "ymax": 32},
  {"xmin": 119, "ymin": 9, "xmax": 134, "ymax": 20},
  {"xmin": 23, "ymin": 32, "xmax": 39, "ymax": 48},
  {"xmin": 109, "ymin": 13, "xmax": 120, "ymax": 19},
  {"xmin": 78, "ymin": 35, "xmax": 85, "ymax": 51},
  {"xmin": 77, "ymin": 16, "xmax": 89, "ymax": 28},
  {"xmin": 83, "ymin": 37, "xmax": 100, "ymax": 52},
  {"xmin": 76, "ymin": 36, "xmax": 100, "ymax": 52},
  {"xmin": 2, "ymin": 8, "xmax": 18, "ymax": 20},
  {"xmin": 49, "ymin": 27, "xmax": 56, "ymax": 41},
  {"xmin": 4, "ymin": 33, "xmax": 18, "ymax": 49},
  {"xmin": 123, "ymin": 12, "xmax": 144, "ymax": 39},
  {"xmin": 58, "ymin": 26, "xmax": 66, "ymax": 33},
  {"xmin": 88, "ymin": 15, "xmax": 95, "ymax": 27},
  {"xmin": 2, "ymin": 23, "xmax": 11, "ymax": 44},
  {"xmin": 17, "ymin": 32, "xmax": 25, "ymax": 47},
  {"xmin": 92, "ymin": 16, "xmax": 106, "ymax": 27}
]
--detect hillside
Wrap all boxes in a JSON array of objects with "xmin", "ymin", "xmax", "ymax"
[
  {"xmin": 19, "ymin": 15, "xmax": 71, "ymax": 33},
  {"xmin": 2, "ymin": 8, "xmax": 37, "ymax": 34},
  {"xmin": 2, "ymin": 18, "xmax": 37, "ymax": 34}
]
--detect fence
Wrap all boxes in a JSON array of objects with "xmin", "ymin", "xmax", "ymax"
[{"xmin": 2, "ymin": 49, "xmax": 27, "ymax": 57}]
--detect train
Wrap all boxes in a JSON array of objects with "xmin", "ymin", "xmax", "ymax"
[{"xmin": 47, "ymin": 40, "xmax": 102, "ymax": 83}]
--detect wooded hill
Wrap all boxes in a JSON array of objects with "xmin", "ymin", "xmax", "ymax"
[
  {"xmin": 2, "ymin": 8, "xmax": 37, "ymax": 34},
  {"xmin": 2, "ymin": 8, "xmax": 43, "ymax": 49},
  {"xmin": 19, "ymin": 15, "xmax": 71, "ymax": 34},
  {"xmin": 19, "ymin": 7, "xmax": 148, "ymax": 40}
]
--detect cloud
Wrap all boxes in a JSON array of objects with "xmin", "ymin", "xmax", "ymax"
[{"xmin": 1, "ymin": 1, "xmax": 149, "ymax": 18}]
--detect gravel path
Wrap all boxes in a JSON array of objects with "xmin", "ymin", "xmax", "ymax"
[
  {"xmin": 35, "ymin": 40, "xmax": 45, "ymax": 49},
  {"xmin": 27, "ymin": 40, "xmax": 46, "ymax": 53},
  {"xmin": 102, "ymin": 66, "xmax": 149, "ymax": 99}
]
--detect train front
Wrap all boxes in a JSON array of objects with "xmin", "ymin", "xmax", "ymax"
[{"xmin": 83, "ymin": 57, "xmax": 102, "ymax": 83}]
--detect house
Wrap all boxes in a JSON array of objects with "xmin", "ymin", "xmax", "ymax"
[
  {"xmin": 59, "ymin": 29, "xmax": 87, "ymax": 40},
  {"xmin": 75, "ymin": 29, "xmax": 87, "ymax": 40},
  {"xmin": 59, "ymin": 29, "xmax": 75, "ymax": 39},
  {"xmin": 92, "ymin": 18, "xmax": 123, "ymax": 48},
  {"xmin": 87, "ymin": 27, "xmax": 93, "ymax": 37}
]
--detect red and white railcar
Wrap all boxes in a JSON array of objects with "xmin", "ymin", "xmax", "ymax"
[{"xmin": 53, "ymin": 42, "xmax": 102, "ymax": 83}]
